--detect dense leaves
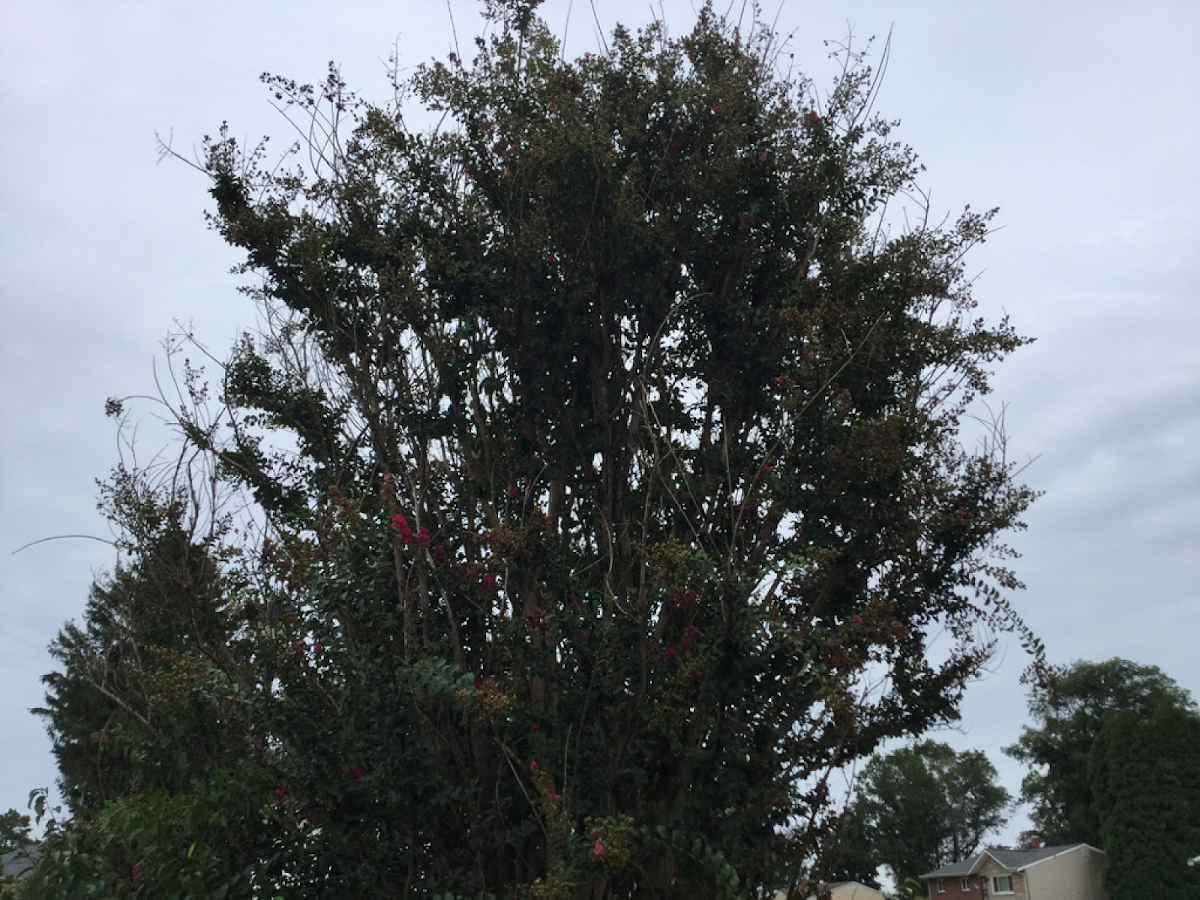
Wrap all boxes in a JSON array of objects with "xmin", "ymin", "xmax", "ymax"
[
  {"xmin": 30, "ymin": 3, "xmax": 1038, "ymax": 897},
  {"xmin": 0, "ymin": 809, "xmax": 31, "ymax": 856},
  {"xmin": 841, "ymin": 742, "xmax": 1009, "ymax": 885},
  {"xmin": 1004, "ymin": 657, "xmax": 1194, "ymax": 846},
  {"xmin": 1089, "ymin": 700, "xmax": 1200, "ymax": 900}
]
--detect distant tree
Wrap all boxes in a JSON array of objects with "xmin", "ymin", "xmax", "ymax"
[
  {"xmin": 848, "ymin": 742, "xmax": 1009, "ymax": 885},
  {"xmin": 1088, "ymin": 700, "xmax": 1200, "ymax": 900},
  {"xmin": 26, "ymin": 466, "xmax": 271, "ymax": 896},
  {"xmin": 1005, "ymin": 658, "xmax": 1194, "ymax": 845},
  {"xmin": 28, "ymin": 2, "xmax": 1040, "ymax": 897},
  {"xmin": 0, "ymin": 808, "xmax": 31, "ymax": 855},
  {"xmin": 35, "ymin": 465, "xmax": 245, "ymax": 810},
  {"xmin": 824, "ymin": 808, "xmax": 881, "ymax": 889}
]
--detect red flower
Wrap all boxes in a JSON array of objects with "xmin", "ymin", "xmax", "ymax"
[
  {"xmin": 594, "ymin": 841, "xmax": 604, "ymax": 856},
  {"xmin": 529, "ymin": 760, "xmax": 538, "ymax": 772},
  {"xmin": 392, "ymin": 515, "xmax": 415, "ymax": 545},
  {"xmin": 852, "ymin": 615, "xmax": 864, "ymax": 625}
]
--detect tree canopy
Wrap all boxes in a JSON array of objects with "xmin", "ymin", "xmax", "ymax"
[
  {"xmin": 1005, "ymin": 657, "xmax": 1193, "ymax": 846},
  {"xmin": 841, "ymin": 742, "xmax": 1009, "ymax": 886},
  {"xmin": 1089, "ymin": 699, "xmax": 1200, "ymax": 900},
  {"xmin": 0, "ymin": 809, "xmax": 31, "ymax": 857},
  {"xmin": 28, "ymin": 3, "xmax": 1039, "ymax": 898}
]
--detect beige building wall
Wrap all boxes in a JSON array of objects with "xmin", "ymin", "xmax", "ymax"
[
  {"xmin": 1023, "ymin": 847, "xmax": 1109, "ymax": 900},
  {"xmin": 974, "ymin": 857, "xmax": 1029, "ymax": 900}
]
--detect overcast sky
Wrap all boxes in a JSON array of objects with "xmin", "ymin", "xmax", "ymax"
[{"xmin": 2, "ymin": 0, "xmax": 1197, "ymax": 850}]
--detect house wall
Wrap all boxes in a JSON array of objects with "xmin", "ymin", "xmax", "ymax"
[
  {"xmin": 1023, "ymin": 847, "xmax": 1110, "ymax": 900},
  {"xmin": 974, "ymin": 857, "xmax": 1029, "ymax": 900},
  {"xmin": 926, "ymin": 874, "xmax": 982, "ymax": 900}
]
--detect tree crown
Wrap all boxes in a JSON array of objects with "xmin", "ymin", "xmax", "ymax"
[{"xmin": 30, "ymin": 4, "xmax": 1040, "ymax": 897}]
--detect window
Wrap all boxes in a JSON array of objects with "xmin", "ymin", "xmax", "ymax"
[
  {"xmin": 937, "ymin": 879, "xmax": 946, "ymax": 893},
  {"xmin": 961, "ymin": 877, "xmax": 971, "ymax": 891},
  {"xmin": 992, "ymin": 875, "xmax": 1014, "ymax": 894}
]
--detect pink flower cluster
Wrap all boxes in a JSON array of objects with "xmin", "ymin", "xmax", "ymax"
[{"xmin": 391, "ymin": 514, "xmax": 431, "ymax": 548}]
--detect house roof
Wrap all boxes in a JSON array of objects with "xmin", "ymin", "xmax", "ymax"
[
  {"xmin": 1, "ymin": 844, "xmax": 42, "ymax": 880},
  {"xmin": 919, "ymin": 844, "xmax": 1102, "ymax": 880},
  {"xmin": 921, "ymin": 855, "xmax": 980, "ymax": 879},
  {"xmin": 826, "ymin": 883, "xmax": 885, "ymax": 900}
]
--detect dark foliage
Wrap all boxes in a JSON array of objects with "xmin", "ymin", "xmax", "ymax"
[
  {"xmin": 842, "ymin": 742, "xmax": 1009, "ymax": 885},
  {"xmin": 1089, "ymin": 700, "xmax": 1200, "ymax": 900},
  {"xmin": 1005, "ymin": 657, "xmax": 1193, "ymax": 846},
  {"xmin": 28, "ymin": 4, "xmax": 1038, "ymax": 898}
]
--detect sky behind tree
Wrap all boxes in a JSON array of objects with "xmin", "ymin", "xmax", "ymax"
[{"xmin": 2, "ymin": 0, "xmax": 1197, "ymax": 849}]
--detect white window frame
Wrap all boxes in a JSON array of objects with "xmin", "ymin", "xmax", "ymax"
[
  {"xmin": 961, "ymin": 877, "xmax": 971, "ymax": 891},
  {"xmin": 937, "ymin": 879, "xmax": 946, "ymax": 893},
  {"xmin": 991, "ymin": 875, "xmax": 1014, "ymax": 894}
]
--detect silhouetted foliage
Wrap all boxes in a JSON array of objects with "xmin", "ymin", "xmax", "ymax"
[
  {"xmin": 0, "ymin": 809, "xmax": 31, "ymax": 856},
  {"xmin": 843, "ymin": 742, "xmax": 1009, "ymax": 885},
  {"xmin": 29, "ymin": 3, "xmax": 1038, "ymax": 897},
  {"xmin": 1089, "ymin": 699, "xmax": 1200, "ymax": 900},
  {"xmin": 1005, "ymin": 657, "xmax": 1193, "ymax": 846}
]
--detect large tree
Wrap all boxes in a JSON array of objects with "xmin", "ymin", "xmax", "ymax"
[
  {"xmin": 30, "ymin": 3, "xmax": 1040, "ymax": 897},
  {"xmin": 844, "ymin": 742, "xmax": 1009, "ymax": 886},
  {"xmin": 1088, "ymin": 700, "xmax": 1200, "ymax": 900},
  {"xmin": 1005, "ymin": 657, "xmax": 1194, "ymax": 846}
]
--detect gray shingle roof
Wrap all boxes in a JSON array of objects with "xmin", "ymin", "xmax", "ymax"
[
  {"xmin": 919, "ymin": 844, "xmax": 1096, "ymax": 880},
  {"xmin": 1, "ymin": 844, "xmax": 41, "ymax": 880},
  {"xmin": 921, "ymin": 853, "xmax": 981, "ymax": 879}
]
